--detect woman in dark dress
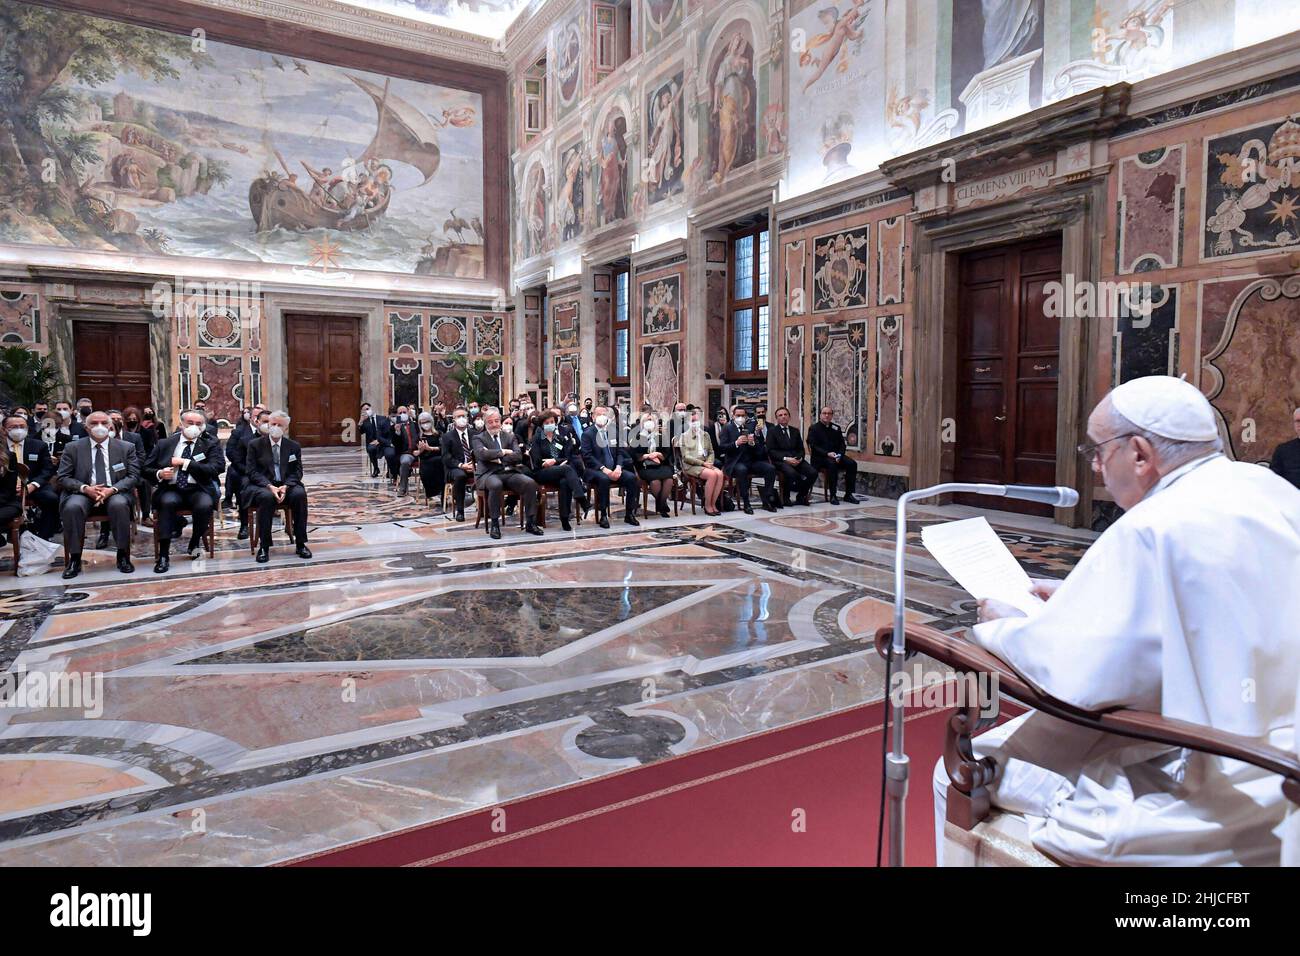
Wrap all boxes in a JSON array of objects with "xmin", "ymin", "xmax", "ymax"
[
  {"xmin": 123, "ymin": 405, "xmax": 156, "ymax": 456},
  {"xmin": 630, "ymin": 410, "xmax": 675, "ymax": 518},
  {"xmin": 528, "ymin": 409, "xmax": 587, "ymax": 531},
  {"xmin": 0, "ymin": 444, "xmax": 22, "ymax": 548}
]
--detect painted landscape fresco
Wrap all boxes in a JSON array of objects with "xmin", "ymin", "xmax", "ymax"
[{"xmin": 0, "ymin": 0, "xmax": 485, "ymax": 278}]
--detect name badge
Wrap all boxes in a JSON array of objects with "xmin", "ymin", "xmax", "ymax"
[
  {"xmin": 26, "ymin": 454, "xmax": 37, "ymax": 461},
  {"xmin": 112, "ymin": 462, "xmax": 125, "ymax": 472},
  {"xmin": 192, "ymin": 452, "xmax": 205, "ymax": 461},
  {"xmin": 288, "ymin": 454, "xmax": 297, "ymax": 462}
]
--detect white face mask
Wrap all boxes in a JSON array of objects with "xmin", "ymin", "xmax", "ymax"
[
  {"xmin": 642, "ymin": 420, "xmax": 655, "ymax": 433},
  {"xmin": 567, "ymin": 406, "xmax": 577, "ymax": 415},
  {"xmin": 689, "ymin": 421, "xmax": 701, "ymax": 432},
  {"xmin": 182, "ymin": 424, "xmax": 202, "ymax": 441},
  {"xmin": 420, "ymin": 420, "xmax": 434, "ymax": 431},
  {"xmin": 258, "ymin": 422, "xmax": 271, "ymax": 435},
  {"xmin": 58, "ymin": 409, "xmax": 71, "ymax": 420},
  {"xmin": 474, "ymin": 419, "xmax": 484, "ymax": 429},
  {"xmin": 361, "ymin": 409, "xmax": 371, "ymax": 418},
  {"xmin": 734, "ymin": 417, "xmax": 747, "ymax": 427},
  {"xmin": 455, "ymin": 415, "xmax": 467, "ymax": 428},
  {"xmin": 398, "ymin": 413, "xmax": 409, "ymax": 423},
  {"xmin": 8, "ymin": 428, "xmax": 27, "ymax": 443},
  {"xmin": 89, "ymin": 424, "xmax": 111, "ymax": 440},
  {"xmin": 594, "ymin": 414, "xmax": 608, "ymax": 427},
  {"xmin": 269, "ymin": 425, "xmax": 284, "ymax": 440}
]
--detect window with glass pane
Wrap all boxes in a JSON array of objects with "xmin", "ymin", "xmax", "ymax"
[
  {"xmin": 728, "ymin": 223, "xmax": 770, "ymax": 378},
  {"xmin": 611, "ymin": 266, "xmax": 630, "ymax": 384}
]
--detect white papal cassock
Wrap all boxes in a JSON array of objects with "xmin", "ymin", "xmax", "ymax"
[{"xmin": 962, "ymin": 453, "xmax": 1300, "ymax": 865}]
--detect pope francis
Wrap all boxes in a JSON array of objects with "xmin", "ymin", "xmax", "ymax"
[{"xmin": 934, "ymin": 376, "xmax": 1300, "ymax": 866}]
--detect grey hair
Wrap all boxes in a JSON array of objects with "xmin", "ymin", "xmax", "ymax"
[
  {"xmin": 1104, "ymin": 401, "xmax": 1222, "ymax": 470},
  {"xmin": 180, "ymin": 408, "xmax": 206, "ymax": 421},
  {"xmin": 269, "ymin": 409, "xmax": 291, "ymax": 423}
]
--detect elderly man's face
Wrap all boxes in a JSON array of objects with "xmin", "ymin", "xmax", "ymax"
[
  {"xmin": 1085, "ymin": 399, "xmax": 1160, "ymax": 511},
  {"xmin": 485, "ymin": 410, "xmax": 502, "ymax": 432},
  {"xmin": 1293, "ymin": 408, "xmax": 1300, "ymax": 439}
]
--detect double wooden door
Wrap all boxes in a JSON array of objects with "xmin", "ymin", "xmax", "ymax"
[
  {"xmin": 285, "ymin": 314, "xmax": 362, "ymax": 447},
  {"xmin": 73, "ymin": 321, "xmax": 152, "ymax": 411},
  {"xmin": 954, "ymin": 237, "xmax": 1062, "ymax": 515}
]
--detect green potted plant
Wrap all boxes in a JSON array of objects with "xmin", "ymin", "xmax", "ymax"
[
  {"xmin": 446, "ymin": 353, "xmax": 499, "ymax": 408},
  {"xmin": 0, "ymin": 346, "xmax": 64, "ymax": 409}
]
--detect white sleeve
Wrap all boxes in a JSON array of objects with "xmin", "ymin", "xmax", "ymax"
[{"xmin": 970, "ymin": 521, "xmax": 1163, "ymax": 713}]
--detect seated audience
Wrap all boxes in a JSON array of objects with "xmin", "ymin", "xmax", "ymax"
[
  {"xmin": 472, "ymin": 407, "xmax": 541, "ymax": 540},
  {"xmin": 246, "ymin": 409, "xmax": 311, "ymax": 563},
  {"xmin": 56, "ymin": 410, "xmax": 140, "ymax": 578},
  {"xmin": 146, "ymin": 408, "xmax": 226, "ymax": 573},
  {"xmin": 719, "ymin": 405, "xmax": 778, "ymax": 513},
  {"xmin": 529, "ymin": 409, "xmax": 586, "ymax": 531},
  {"xmin": 767, "ymin": 406, "xmax": 817, "ymax": 506},
  {"xmin": 440, "ymin": 406, "xmax": 476, "ymax": 521},
  {"xmin": 360, "ymin": 403, "xmax": 397, "ymax": 479},
  {"xmin": 392, "ymin": 405, "xmax": 422, "ymax": 497},
  {"xmin": 4, "ymin": 413, "xmax": 58, "ymax": 539},
  {"xmin": 677, "ymin": 408, "xmax": 724, "ymax": 516},
  {"xmin": 808, "ymin": 405, "xmax": 859, "ymax": 504},
  {"xmin": 630, "ymin": 410, "xmax": 675, "ymax": 518},
  {"xmin": 581, "ymin": 406, "xmax": 640, "ymax": 528},
  {"xmin": 411, "ymin": 411, "xmax": 445, "ymax": 501}
]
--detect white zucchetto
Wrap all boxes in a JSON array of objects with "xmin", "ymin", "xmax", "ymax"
[{"xmin": 1109, "ymin": 375, "xmax": 1219, "ymax": 442}]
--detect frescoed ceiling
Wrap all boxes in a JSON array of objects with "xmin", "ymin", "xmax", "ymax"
[{"xmin": 334, "ymin": 0, "xmax": 536, "ymax": 39}]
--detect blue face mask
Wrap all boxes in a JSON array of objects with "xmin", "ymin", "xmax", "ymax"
[{"xmin": 543, "ymin": 422, "xmax": 556, "ymax": 434}]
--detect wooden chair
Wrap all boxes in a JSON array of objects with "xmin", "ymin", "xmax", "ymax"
[
  {"xmin": 63, "ymin": 493, "xmax": 138, "ymax": 565},
  {"xmin": 473, "ymin": 488, "xmax": 525, "ymax": 531},
  {"xmin": 816, "ymin": 467, "xmax": 833, "ymax": 502},
  {"xmin": 532, "ymin": 483, "xmax": 583, "ymax": 530},
  {"xmin": 8, "ymin": 463, "xmax": 28, "ymax": 576},
  {"xmin": 442, "ymin": 474, "xmax": 474, "ymax": 513},
  {"xmin": 153, "ymin": 508, "xmax": 215, "ymax": 561},
  {"xmin": 246, "ymin": 503, "xmax": 293, "ymax": 555},
  {"xmin": 640, "ymin": 476, "xmax": 679, "ymax": 519},
  {"xmin": 874, "ymin": 622, "xmax": 1300, "ymax": 862}
]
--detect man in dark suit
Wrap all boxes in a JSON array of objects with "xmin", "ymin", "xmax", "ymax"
[
  {"xmin": 3, "ymin": 413, "xmax": 58, "ymax": 539},
  {"xmin": 246, "ymin": 410, "xmax": 311, "ymax": 563},
  {"xmin": 53, "ymin": 400, "xmax": 84, "ymax": 452},
  {"xmin": 473, "ymin": 407, "xmax": 541, "ymax": 540},
  {"xmin": 55, "ymin": 410, "xmax": 140, "ymax": 577},
  {"xmin": 146, "ymin": 408, "xmax": 226, "ymax": 573},
  {"xmin": 767, "ymin": 406, "xmax": 817, "ymax": 506},
  {"xmin": 440, "ymin": 406, "xmax": 476, "ymax": 521},
  {"xmin": 719, "ymin": 406, "xmax": 778, "ymax": 514},
  {"xmin": 392, "ymin": 405, "xmax": 422, "ymax": 497},
  {"xmin": 359, "ymin": 403, "xmax": 397, "ymax": 479},
  {"xmin": 1270, "ymin": 405, "xmax": 1300, "ymax": 490},
  {"xmin": 807, "ymin": 405, "xmax": 859, "ymax": 504},
  {"xmin": 191, "ymin": 401, "xmax": 220, "ymax": 438},
  {"xmin": 224, "ymin": 405, "xmax": 262, "ymax": 535},
  {"xmin": 581, "ymin": 406, "xmax": 640, "ymax": 528}
]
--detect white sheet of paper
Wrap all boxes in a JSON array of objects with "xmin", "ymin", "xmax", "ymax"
[{"xmin": 920, "ymin": 517, "xmax": 1045, "ymax": 616}]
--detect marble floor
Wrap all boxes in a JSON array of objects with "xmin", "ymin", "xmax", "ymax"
[{"xmin": 0, "ymin": 450, "xmax": 1095, "ymax": 865}]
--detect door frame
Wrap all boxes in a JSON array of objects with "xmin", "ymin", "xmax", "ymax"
[
  {"xmin": 51, "ymin": 305, "xmax": 170, "ymax": 417},
  {"xmin": 262, "ymin": 293, "xmax": 382, "ymax": 419},
  {"xmin": 911, "ymin": 177, "xmax": 1106, "ymax": 528}
]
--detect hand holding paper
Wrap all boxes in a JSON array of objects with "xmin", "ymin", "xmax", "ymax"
[{"xmin": 920, "ymin": 517, "xmax": 1046, "ymax": 617}]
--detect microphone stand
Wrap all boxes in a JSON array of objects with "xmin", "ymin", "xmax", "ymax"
[{"xmin": 886, "ymin": 481, "xmax": 1075, "ymax": 867}]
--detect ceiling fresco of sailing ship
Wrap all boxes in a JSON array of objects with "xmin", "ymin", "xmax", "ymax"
[{"xmin": 0, "ymin": 0, "xmax": 486, "ymax": 279}]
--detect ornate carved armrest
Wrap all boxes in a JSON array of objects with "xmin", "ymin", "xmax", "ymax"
[{"xmin": 875, "ymin": 623, "xmax": 1300, "ymax": 830}]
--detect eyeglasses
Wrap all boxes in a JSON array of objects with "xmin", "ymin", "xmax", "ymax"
[{"xmin": 1077, "ymin": 433, "xmax": 1136, "ymax": 463}]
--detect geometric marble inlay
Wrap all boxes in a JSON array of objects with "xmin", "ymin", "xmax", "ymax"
[{"xmin": 183, "ymin": 585, "xmax": 702, "ymax": 664}]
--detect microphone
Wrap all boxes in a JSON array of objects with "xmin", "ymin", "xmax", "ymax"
[{"xmin": 880, "ymin": 480, "xmax": 1078, "ymax": 866}]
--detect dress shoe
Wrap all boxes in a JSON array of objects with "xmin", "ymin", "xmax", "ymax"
[
  {"xmin": 397, "ymin": 480, "xmax": 409, "ymax": 497},
  {"xmin": 829, "ymin": 496, "xmax": 841, "ymax": 505},
  {"xmin": 370, "ymin": 469, "xmax": 379, "ymax": 478},
  {"xmin": 524, "ymin": 520, "xmax": 544, "ymax": 536},
  {"xmin": 782, "ymin": 498, "xmax": 794, "ymax": 508},
  {"xmin": 624, "ymin": 514, "xmax": 640, "ymax": 526},
  {"xmin": 656, "ymin": 504, "xmax": 671, "ymax": 518},
  {"xmin": 454, "ymin": 508, "xmax": 465, "ymax": 522},
  {"xmin": 116, "ymin": 550, "xmax": 134, "ymax": 574},
  {"xmin": 170, "ymin": 527, "xmax": 182, "ymax": 540},
  {"xmin": 597, "ymin": 512, "xmax": 610, "ymax": 529},
  {"xmin": 237, "ymin": 525, "xmax": 250, "ymax": 540},
  {"xmin": 844, "ymin": 493, "xmax": 860, "ymax": 504},
  {"xmin": 94, "ymin": 529, "xmax": 110, "ymax": 550},
  {"xmin": 742, "ymin": 502, "xmax": 754, "ymax": 515},
  {"xmin": 62, "ymin": 555, "xmax": 82, "ymax": 579},
  {"xmin": 796, "ymin": 494, "xmax": 811, "ymax": 506},
  {"xmin": 560, "ymin": 517, "xmax": 572, "ymax": 532},
  {"xmin": 488, "ymin": 519, "xmax": 502, "ymax": 540},
  {"xmin": 255, "ymin": 547, "xmax": 270, "ymax": 563},
  {"xmin": 153, "ymin": 553, "xmax": 169, "ymax": 574},
  {"xmin": 296, "ymin": 544, "xmax": 312, "ymax": 559},
  {"xmin": 763, "ymin": 498, "xmax": 778, "ymax": 513}
]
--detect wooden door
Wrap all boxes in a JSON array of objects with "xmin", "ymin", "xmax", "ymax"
[
  {"xmin": 285, "ymin": 314, "xmax": 362, "ymax": 447},
  {"xmin": 954, "ymin": 237, "xmax": 1061, "ymax": 515},
  {"xmin": 73, "ymin": 321, "xmax": 152, "ymax": 411}
]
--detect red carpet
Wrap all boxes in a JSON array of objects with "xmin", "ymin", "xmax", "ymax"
[{"xmin": 286, "ymin": 697, "xmax": 952, "ymax": 867}]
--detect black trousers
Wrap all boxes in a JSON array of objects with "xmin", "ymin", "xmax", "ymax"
[
  {"xmin": 223, "ymin": 466, "xmax": 243, "ymax": 506},
  {"xmin": 449, "ymin": 466, "xmax": 474, "ymax": 511},
  {"xmin": 249, "ymin": 484, "xmax": 309, "ymax": 547},
  {"xmin": 30, "ymin": 483, "xmax": 59, "ymax": 538},
  {"xmin": 531, "ymin": 464, "xmax": 584, "ymax": 519},
  {"xmin": 481, "ymin": 471, "xmax": 536, "ymax": 522},
  {"xmin": 732, "ymin": 460, "xmax": 777, "ymax": 504},
  {"xmin": 819, "ymin": 455, "xmax": 858, "ymax": 497},
  {"xmin": 368, "ymin": 442, "xmax": 397, "ymax": 476},
  {"xmin": 154, "ymin": 484, "xmax": 215, "ymax": 543},
  {"xmin": 775, "ymin": 460, "xmax": 818, "ymax": 499},
  {"xmin": 418, "ymin": 455, "xmax": 444, "ymax": 499},
  {"xmin": 588, "ymin": 469, "xmax": 639, "ymax": 517}
]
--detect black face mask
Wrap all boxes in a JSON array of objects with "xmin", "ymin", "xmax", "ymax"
[{"xmin": 77, "ymin": 407, "xmax": 91, "ymax": 418}]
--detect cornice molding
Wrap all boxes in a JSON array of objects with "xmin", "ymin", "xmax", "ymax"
[
  {"xmin": 504, "ymin": 0, "xmax": 573, "ymax": 65},
  {"xmin": 183, "ymin": 0, "xmax": 508, "ymax": 69}
]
